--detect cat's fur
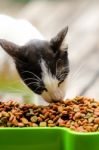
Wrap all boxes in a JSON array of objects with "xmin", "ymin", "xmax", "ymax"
[{"xmin": 0, "ymin": 15, "xmax": 69, "ymax": 103}]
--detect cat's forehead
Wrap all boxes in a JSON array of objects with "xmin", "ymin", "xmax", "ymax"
[
  {"xmin": 26, "ymin": 39, "xmax": 51, "ymax": 52},
  {"xmin": 25, "ymin": 39, "xmax": 55, "ymax": 61}
]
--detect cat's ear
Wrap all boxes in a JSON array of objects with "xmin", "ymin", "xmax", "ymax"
[
  {"xmin": 50, "ymin": 26, "xmax": 68, "ymax": 52},
  {"xmin": 0, "ymin": 39, "xmax": 20, "ymax": 58}
]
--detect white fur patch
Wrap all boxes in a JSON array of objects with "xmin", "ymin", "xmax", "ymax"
[
  {"xmin": 40, "ymin": 59, "xmax": 68, "ymax": 102},
  {"xmin": 0, "ymin": 14, "xmax": 44, "ymax": 45},
  {"xmin": 0, "ymin": 14, "xmax": 44, "ymax": 72}
]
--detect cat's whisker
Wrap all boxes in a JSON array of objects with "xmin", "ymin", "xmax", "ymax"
[
  {"xmin": 23, "ymin": 77, "xmax": 35, "ymax": 82},
  {"xmin": 24, "ymin": 77, "xmax": 41, "ymax": 83},
  {"xmin": 24, "ymin": 71, "xmax": 41, "ymax": 81},
  {"xmin": 67, "ymin": 63, "xmax": 85, "ymax": 89},
  {"xmin": 34, "ymin": 86, "xmax": 41, "ymax": 93},
  {"xmin": 22, "ymin": 70, "xmax": 42, "ymax": 82},
  {"xmin": 56, "ymin": 66, "xmax": 69, "ymax": 74},
  {"xmin": 58, "ymin": 71, "xmax": 68, "ymax": 77},
  {"xmin": 33, "ymin": 78, "xmax": 43, "ymax": 83},
  {"xmin": 57, "ymin": 72, "xmax": 68, "ymax": 79},
  {"xmin": 56, "ymin": 66, "xmax": 69, "ymax": 78},
  {"xmin": 27, "ymin": 81, "xmax": 40, "ymax": 87}
]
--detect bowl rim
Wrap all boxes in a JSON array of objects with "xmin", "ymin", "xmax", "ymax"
[{"xmin": 0, "ymin": 127, "xmax": 99, "ymax": 135}]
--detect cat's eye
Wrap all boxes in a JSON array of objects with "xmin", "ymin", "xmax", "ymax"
[
  {"xmin": 58, "ymin": 76, "xmax": 66, "ymax": 86},
  {"xmin": 57, "ymin": 70, "xmax": 68, "ymax": 87},
  {"xmin": 58, "ymin": 80, "xmax": 63, "ymax": 87}
]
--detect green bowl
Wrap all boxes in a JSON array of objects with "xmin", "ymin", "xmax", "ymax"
[{"xmin": 0, "ymin": 127, "xmax": 99, "ymax": 150}]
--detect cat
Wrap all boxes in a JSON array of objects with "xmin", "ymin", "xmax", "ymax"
[{"xmin": 0, "ymin": 14, "xmax": 69, "ymax": 103}]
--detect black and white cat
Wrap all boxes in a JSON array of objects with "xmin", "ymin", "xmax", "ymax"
[{"xmin": 0, "ymin": 15, "xmax": 69, "ymax": 103}]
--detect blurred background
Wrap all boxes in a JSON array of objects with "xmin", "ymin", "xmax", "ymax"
[{"xmin": 0, "ymin": 0, "xmax": 99, "ymax": 103}]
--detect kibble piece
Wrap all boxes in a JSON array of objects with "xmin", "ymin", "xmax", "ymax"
[
  {"xmin": 31, "ymin": 123, "xmax": 38, "ymax": 127},
  {"xmin": 94, "ymin": 118, "xmax": 99, "ymax": 124},
  {"xmin": 58, "ymin": 106, "xmax": 63, "ymax": 112},
  {"xmin": 2, "ymin": 111, "xmax": 9, "ymax": 117},
  {"xmin": 21, "ymin": 118, "xmax": 29, "ymax": 124},
  {"xmin": 39, "ymin": 122, "xmax": 47, "ymax": 127},
  {"xmin": 17, "ymin": 122, "xmax": 24, "ymax": 127},
  {"xmin": 48, "ymin": 123, "xmax": 55, "ymax": 127},
  {"xmin": 73, "ymin": 106, "xmax": 80, "ymax": 112},
  {"xmin": 39, "ymin": 114, "xmax": 45, "ymax": 119},
  {"xmin": 88, "ymin": 117, "xmax": 94, "ymax": 123},
  {"xmin": 74, "ymin": 112, "xmax": 82, "ymax": 119},
  {"xmin": 30, "ymin": 116, "xmax": 38, "ymax": 123},
  {"xmin": 48, "ymin": 120, "xmax": 53, "ymax": 124}
]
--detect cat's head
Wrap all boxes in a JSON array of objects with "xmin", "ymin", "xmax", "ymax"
[{"xmin": 0, "ymin": 27, "xmax": 69, "ymax": 103}]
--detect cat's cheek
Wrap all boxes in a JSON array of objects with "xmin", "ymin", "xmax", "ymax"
[{"xmin": 59, "ymin": 78, "xmax": 68, "ymax": 99}]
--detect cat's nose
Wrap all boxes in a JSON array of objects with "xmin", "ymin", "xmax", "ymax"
[{"xmin": 49, "ymin": 91, "xmax": 63, "ymax": 102}]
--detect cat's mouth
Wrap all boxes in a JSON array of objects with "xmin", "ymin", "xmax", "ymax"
[{"xmin": 51, "ymin": 99, "xmax": 63, "ymax": 103}]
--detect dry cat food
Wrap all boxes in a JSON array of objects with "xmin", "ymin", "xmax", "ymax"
[{"xmin": 0, "ymin": 96, "xmax": 99, "ymax": 132}]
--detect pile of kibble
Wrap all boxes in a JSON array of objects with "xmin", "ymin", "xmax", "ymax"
[{"xmin": 0, "ymin": 96, "xmax": 99, "ymax": 132}]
